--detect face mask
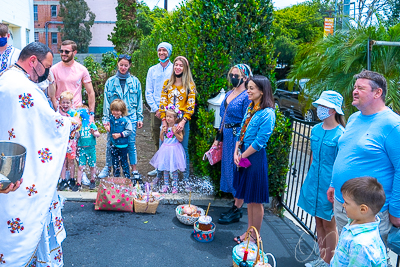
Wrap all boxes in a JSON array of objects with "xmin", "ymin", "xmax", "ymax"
[
  {"xmin": 37, "ymin": 67, "xmax": 50, "ymax": 83},
  {"xmin": 159, "ymin": 57, "xmax": 169, "ymax": 63},
  {"xmin": 0, "ymin": 37, "xmax": 7, "ymax": 47},
  {"xmin": 317, "ymin": 106, "xmax": 332, "ymax": 121},
  {"xmin": 175, "ymin": 72, "xmax": 183, "ymax": 78},
  {"xmin": 230, "ymin": 77, "xmax": 243, "ymax": 88},
  {"xmin": 33, "ymin": 60, "xmax": 50, "ymax": 83}
]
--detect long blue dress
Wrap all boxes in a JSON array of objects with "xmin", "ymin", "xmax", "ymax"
[{"xmin": 219, "ymin": 90, "xmax": 251, "ymax": 194}]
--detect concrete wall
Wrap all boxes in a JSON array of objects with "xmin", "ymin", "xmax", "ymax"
[
  {"xmin": 53, "ymin": 53, "xmax": 103, "ymax": 64},
  {"xmin": 0, "ymin": 0, "xmax": 35, "ymax": 49}
]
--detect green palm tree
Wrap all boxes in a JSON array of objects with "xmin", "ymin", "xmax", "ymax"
[{"xmin": 288, "ymin": 23, "xmax": 400, "ymax": 116}]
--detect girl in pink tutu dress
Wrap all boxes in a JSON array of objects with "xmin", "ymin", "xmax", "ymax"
[{"xmin": 150, "ymin": 105, "xmax": 186, "ymax": 193}]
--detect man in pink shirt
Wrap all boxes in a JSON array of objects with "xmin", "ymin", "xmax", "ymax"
[{"xmin": 51, "ymin": 40, "xmax": 95, "ymax": 118}]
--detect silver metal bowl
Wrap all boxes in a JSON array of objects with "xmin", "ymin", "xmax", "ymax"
[{"xmin": 0, "ymin": 141, "xmax": 26, "ymax": 190}]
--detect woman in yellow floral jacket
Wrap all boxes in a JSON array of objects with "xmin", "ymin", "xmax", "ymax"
[{"xmin": 159, "ymin": 56, "xmax": 196, "ymax": 189}]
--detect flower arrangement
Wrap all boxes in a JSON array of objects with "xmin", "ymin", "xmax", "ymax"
[{"xmin": 165, "ymin": 104, "xmax": 183, "ymax": 119}]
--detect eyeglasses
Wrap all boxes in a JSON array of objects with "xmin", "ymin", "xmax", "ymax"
[
  {"xmin": 59, "ymin": 49, "xmax": 72, "ymax": 55},
  {"xmin": 118, "ymin": 54, "xmax": 131, "ymax": 60},
  {"xmin": 229, "ymin": 73, "xmax": 240, "ymax": 79}
]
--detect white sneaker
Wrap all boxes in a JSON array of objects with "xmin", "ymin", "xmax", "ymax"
[
  {"xmin": 82, "ymin": 173, "xmax": 90, "ymax": 186},
  {"xmin": 305, "ymin": 258, "xmax": 324, "ymax": 267},
  {"xmin": 148, "ymin": 169, "xmax": 158, "ymax": 176},
  {"xmin": 98, "ymin": 166, "xmax": 110, "ymax": 179}
]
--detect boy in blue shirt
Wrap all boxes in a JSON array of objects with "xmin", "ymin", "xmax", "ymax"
[
  {"xmin": 105, "ymin": 99, "xmax": 132, "ymax": 179},
  {"xmin": 73, "ymin": 106, "xmax": 100, "ymax": 191},
  {"xmin": 331, "ymin": 177, "xmax": 387, "ymax": 267}
]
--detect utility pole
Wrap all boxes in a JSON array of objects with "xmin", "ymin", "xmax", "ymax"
[{"xmin": 164, "ymin": 0, "xmax": 167, "ymax": 10}]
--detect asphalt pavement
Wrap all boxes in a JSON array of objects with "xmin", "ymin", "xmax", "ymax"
[{"xmin": 62, "ymin": 202, "xmax": 317, "ymax": 267}]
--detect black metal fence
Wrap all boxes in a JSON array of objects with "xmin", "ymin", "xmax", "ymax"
[{"xmin": 280, "ymin": 114, "xmax": 318, "ymax": 240}]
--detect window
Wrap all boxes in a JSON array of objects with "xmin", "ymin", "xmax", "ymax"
[
  {"xmin": 51, "ymin": 5, "xmax": 57, "ymax": 17},
  {"xmin": 51, "ymin": 33, "xmax": 57, "ymax": 44},
  {"xmin": 34, "ymin": 32, "xmax": 39, "ymax": 42},
  {"xmin": 34, "ymin": 5, "xmax": 38, "ymax": 21}
]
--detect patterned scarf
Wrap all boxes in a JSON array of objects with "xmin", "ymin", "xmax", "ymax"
[{"xmin": 239, "ymin": 102, "xmax": 261, "ymax": 146}]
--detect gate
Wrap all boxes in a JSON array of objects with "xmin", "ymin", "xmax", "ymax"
[{"xmin": 281, "ymin": 113, "xmax": 318, "ymax": 240}]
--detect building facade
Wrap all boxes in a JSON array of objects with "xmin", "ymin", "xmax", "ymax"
[
  {"xmin": 86, "ymin": 0, "xmax": 117, "ymax": 53},
  {"xmin": 33, "ymin": 0, "xmax": 62, "ymax": 54},
  {"xmin": 0, "ymin": 0, "xmax": 35, "ymax": 50},
  {"xmin": 33, "ymin": 0, "xmax": 116, "ymax": 54}
]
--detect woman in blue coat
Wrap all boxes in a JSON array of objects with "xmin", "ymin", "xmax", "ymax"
[
  {"xmin": 297, "ymin": 91, "xmax": 345, "ymax": 267},
  {"xmin": 101, "ymin": 54, "xmax": 143, "ymax": 181},
  {"xmin": 233, "ymin": 75, "xmax": 276, "ymax": 243}
]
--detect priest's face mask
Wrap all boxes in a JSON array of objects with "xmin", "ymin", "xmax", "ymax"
[{"xmin": 30, "ymin": 53, "xmax": 53, "ymax": 83}]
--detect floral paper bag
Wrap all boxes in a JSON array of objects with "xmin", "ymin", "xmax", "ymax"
[{"xmin": 95, "ymin": 177, "xmax": 135, "ymax": 212}]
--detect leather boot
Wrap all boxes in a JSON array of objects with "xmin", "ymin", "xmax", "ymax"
[
  {"xmin": 218, "ymin": 205, "xmax": 243, "ymax": 224},
  {"xmin": 221, "ymin": 202, "xmax": 236, "ymax": 217}
]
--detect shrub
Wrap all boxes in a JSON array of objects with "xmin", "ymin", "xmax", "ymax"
[
  {"xmin": 266, "ymin": 109, "xmax": 292, "ymax": 215},
  {"xmin": 131, "ymin": 0, "xmax": 276, "ymax": 191}
]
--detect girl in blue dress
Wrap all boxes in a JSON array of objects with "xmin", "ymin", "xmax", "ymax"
[
  {"xmin": 213, "ymin": 64, "xmax": 252, "ymax": 224},
  {"xmin": 297, "ymin": 91, "xmax": 345, "ymax": 267}
]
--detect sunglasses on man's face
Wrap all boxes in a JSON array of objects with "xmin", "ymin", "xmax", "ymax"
[
  {"xmin": 118, "ymin": 54, "xmax": 131, "ymax": 60},
  {"xmin": 59, "ymin": 49, "xmax": 72, "ymax": 55}
]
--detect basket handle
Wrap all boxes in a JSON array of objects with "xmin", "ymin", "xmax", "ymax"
[
  {"xmin": 265, "ymin": 253, "xmax": 276, "ymax": 267},
  {"xmin": 242, "ymin": 226, "xmax": 261, "ymax": 266},
  {"xmin": 258, "ymin": 239, "xmax": 277, "ymax": 267}
]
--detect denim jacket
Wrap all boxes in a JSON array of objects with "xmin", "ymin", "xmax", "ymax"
[
  {"xmin": 110, "ymin": 116, "xmax": 132, "ymax": 147},
  {"xmin": 236, "ymin": 107, "xmax": 276, "ymax": 151},
  {"xmin": 103, "ymin": 75, "xmax": 143, "ymax": 124}
]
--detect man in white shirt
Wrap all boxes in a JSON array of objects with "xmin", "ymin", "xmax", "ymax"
[
  {"xmin": 144, "ymin": 42, "xmax": 173, "ymax": 176},
  {"xmin": 0, "ymin": 23, "xmax": 20, "ymax": 72}
]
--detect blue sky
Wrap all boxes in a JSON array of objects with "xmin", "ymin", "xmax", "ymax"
[{"xmin": 143, "ymin": 0, "xmax": 308, "ymax": 11}]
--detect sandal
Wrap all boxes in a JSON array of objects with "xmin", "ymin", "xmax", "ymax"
[
  {"xmin": 234, "ymin": 236, "xmax": 244, "ymax": 244},
  {"xmin": 249, "ymin": 233, "xmax": 261, "ymax": 243}
]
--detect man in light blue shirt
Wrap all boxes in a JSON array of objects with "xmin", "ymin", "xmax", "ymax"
[
  {"xmin": 145, "ymin": 42, "xmax": 173, "ymax": 176},
  {"xmin": 327, "ymin": 70, "xmax": 400, "ymax": 258}
]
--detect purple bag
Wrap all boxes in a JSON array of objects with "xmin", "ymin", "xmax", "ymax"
[{"xmin": 238, "ymin": 158, "xmax": 251, "ymax": 168}]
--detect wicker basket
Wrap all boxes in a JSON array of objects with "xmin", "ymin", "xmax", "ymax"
[
  {"xmin": 232, "ymin": 226, "xmax": 276, "ymax": 267},
  {"xmin": 175, "ymin": 205, "xmax": 205, "ymax": 225},
  {"xmin": 133, "ymin": 198, "xmax": 159, "ymax": 214}
]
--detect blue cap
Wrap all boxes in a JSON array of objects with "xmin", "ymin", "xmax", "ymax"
[
  {"xmin": 312, "ymin": 90, "xmax": 344, "ymax": 115},
  {"xmin": 157, "ymin": 42, "xmax": 172, "ymax": 57}
]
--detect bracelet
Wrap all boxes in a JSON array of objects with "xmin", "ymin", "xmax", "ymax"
[
  {"xmin": 183, "ymin": 117, "xmax": 188, "ymax": 122},
  {"xmin": 162, "ymin": 118, "xmax": 166, "ymax": 121},
  {"xmin": 90, "ymin": 111, "xmax": 95, "ymax": 116}
]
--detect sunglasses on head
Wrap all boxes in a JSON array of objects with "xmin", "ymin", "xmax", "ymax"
[
  {"xmin": 118, "ymin": 54, "xmax": 131, "ymax": 60},
  {"xmin": 59, "ymin": 49, "xmax": 73, "ymax": 55}
]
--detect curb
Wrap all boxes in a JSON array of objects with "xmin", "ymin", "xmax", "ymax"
[{"xmin": 58, "ymin": 191, "xmax": 271, "ymax": 208}]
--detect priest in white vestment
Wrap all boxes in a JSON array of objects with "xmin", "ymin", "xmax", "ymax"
[{"xmin": 0, "ymin": 42, "xmax": 71, "ymax": 266}]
